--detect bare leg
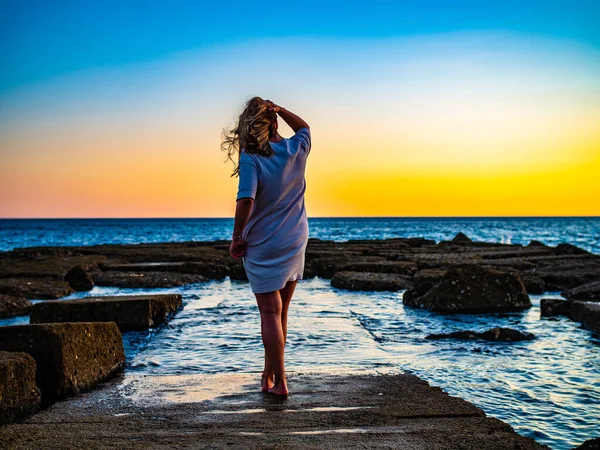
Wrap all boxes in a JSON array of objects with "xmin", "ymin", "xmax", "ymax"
[
  {"xmin": 255, "ymin": 290, "xmax": 288, "ymax": 396},
  {"xmin": 279, "ymin": 280, "xmax": 297, "ymax": 345}
]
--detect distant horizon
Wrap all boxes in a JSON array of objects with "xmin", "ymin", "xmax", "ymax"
[{"xmin": 1, "ymin": 215, "xmax": 599, "ymax": 220}]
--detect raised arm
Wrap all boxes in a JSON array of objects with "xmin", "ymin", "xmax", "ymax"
[{"xmin": 265, "ymin": 100, "xmax": 309, "ymax": 132}]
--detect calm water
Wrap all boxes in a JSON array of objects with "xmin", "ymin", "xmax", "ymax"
[
  {"xmin": 1, "ymin": 217, "xmax": 599, "ymax": 253},
  {"xmin": 1, "ymin": 217, "xmax": 599, "ymax": 449}
]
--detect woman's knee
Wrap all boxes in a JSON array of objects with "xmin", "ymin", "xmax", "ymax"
[{"xmin": 256, "ymin": 291, "xmax": 282, "ymax": 315}]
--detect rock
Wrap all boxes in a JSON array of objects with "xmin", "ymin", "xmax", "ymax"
[
  {"xmin": 528, "ymin": 240, "xmax": 547, "ymax": 247},
  {"xmin": 403, "ymin": 264, "xmax": 532, "ymax": 314},
  {"xmin": 572, "ymin": 437, "xmax": 600, "ymax": 450},
  {"xmin": 229, "ymin": 263, "xmax": 248, "ymax": 281},
  {"xmin": 536, "ymin": 268, "xmax": 599, "ymax": 291},
  {"xmin": 31, "ymin": 294, "xmax": 183, "ymax": 331},
  {"xmin": 569, "ymin": 301, "xmax": 600, "ymax": 335},
  {"xmin": 521, "ymin": 275, "xmax": 546, "ymax": 295},
  {"xmin": 0, "ymin": 322, "xmax": 125, "ymax": 408},
  {"xmin": 564, "ymin": 280, "xmax": 600, "ymax": 301},
  {"xmin": 426, "ymin": 327, "xmax": 535, "ymax": 342},
  {"xmin": 0, "ymin": 277, "xmax": 74, "ymax": 300},
  {"xmin": 402, "ymin": 269, "xmax": 446, "ymax": 304},
  {"xmin": 64, "ymin": 265, "xmax": 94, "ymax": 291},
  {"xmin": 91, "ymin": 271, "xmax": 206, "ymax": 288},
  {"xmin": 331, "ymin": 271, "xmax": 411, "ymax": 291},
  {"xmin": 99, "ymin": 262, "xmax": 185, "ymax": 272},
  {"xmin": 555, "ymin": 243, "xmax": 590, "ymax": 256},
  {"xmin": 302, "ymin": 262, "xmax": 317, "ymax": 279},
  {"xmin": 180, "ymin": 261, "xmax": 229, "ymax": 279},
  {"xmin": 0, "ymin": 255, "xmax": 105, "ymax": 280},
  {"xmin": 340, "ymin": 261, "xmax": 417, "ymax": 276},
  {"xmin": 452, "ymin": 232, "xmax": 472, "ymax": 243},
  {"xmin": 0, "ymin": 351, "xmax": 41, "ymax": 425},
  {"xmin": 0, "ymin": 294, "xmax": 32, "ymax": 318},
  {"xmin": 540, "ymin": 299, "xmax": 571, "ymax": 317},
  {"xmin": 478, "ymin": 327, "xmax": 535, "ymax": 341},
  {"xmin": 310, "ymin": 256, "xmax": 385, "ymax": 279}
]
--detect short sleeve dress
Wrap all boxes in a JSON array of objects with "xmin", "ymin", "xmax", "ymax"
[{"xmin": 236, "ymin": 127, "xmax": 311, "ymax": 294}]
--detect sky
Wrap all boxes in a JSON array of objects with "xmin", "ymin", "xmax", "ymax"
[{"xmin": 1, "ymin": 0, "xmax": 599, "ymax": 218}]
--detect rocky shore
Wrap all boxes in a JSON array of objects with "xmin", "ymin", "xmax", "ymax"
[
  {"xmin": 1, "ymin": 234, "xmax": 599, "ymax": 448},
  {"xmin": 1, "ymin": 233, "xmax": 598, "ymax": 332}
]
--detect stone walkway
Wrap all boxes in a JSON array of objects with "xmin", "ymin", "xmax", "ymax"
[{"xmin": 0, "ymin": 372, "xmax": 549, "ymax": 449}]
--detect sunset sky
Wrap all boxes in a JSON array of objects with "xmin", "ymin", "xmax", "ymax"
[{"xmin": 1, "ymin": 1, "xmax": 599, "ymax": 218}]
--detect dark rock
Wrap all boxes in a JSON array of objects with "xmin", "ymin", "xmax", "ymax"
[
  {"xmin": 479, "ymin": 327, "xmax": 535, "ymax": 341},
  {"xmin": 0, "ymin": 351, "xmax": 41, "ymax": 425},
  {"xmin": 180, "ymin": 261, "xmax": 229, "ymax": 279},
  {"xmin": 302, "ymin": 263, "xmax": 317, "ymax": 279},
  {"xmin": 555, "ymin": 243, "xmax": 590, "ymax": 256},
  {"xmin": 521, "ymin": 275, "xmax": 545, "ymax": 295},
  {"xmin": 569, "ymin": 301, "xmax": 600, "ymax": 335},
  {"xmin": 0, "ymin": 322, "xmax": 125, "ymax": 408},
  {"xmin": 0, "ymin": 255, "xmax": 105, "ymax": 280},
  {"xmin": 91, "ymin": 271, "xmax": 206, "ymax": 288},
  {"xmin": 31, "ymin": 294, "xmax": 183, "ymax": 331},
  {"xmin": 564, "ymin": 280, "xmax": 600, "ymax": 301},
  {"xmin": 426, "ymin": 327, "xmax": 535, "ymax": 342},
  {"xmin": 402, "ymin": 269, "xmax": 446, "ymax": 304},
  {"xmin": 229, "ymin": 263, "xmax": 248, "ymax": 281},
  {"xmin": 528, "ymin": 240, "xmax": 547, "ymax": 247},
  {"xmin": 64, "ymin": 265, "xmax": 94, "ymax": 291},
  {"xmin": 99, "ymin": 262, "xmax": 185, "ymax": 272},
  {"xmin": 0, "ymin": 294, "xmax": 32, "ymax": 318},
  {"xmin": 540, "ymin": 299, "xmax": 571, "ymax": 317},
  {"xmin": 331, "ymin": 271, "xmax": 411, "ymax": 291},
  {"xmin": 452, "ymin": 232, "xmax": 472, "ymax": 243},
  {"xmin": 536, "ymin": 268, "xmax": 599, "ymax": 291},
  {"xmin": 0, "ymin": 277, "xmax": 74, "ymax": 300},
  {"xmin": 403, "ymin": 264, "xmax": 531, "ymax": 314},
  {"xmin": 572, "ymin": 437, "xmax": 600, "ymax": 450},
  {"xmin": 340, "ymin": 261, "xmax": 417, "ymax": 276},
  {"xmin": 310, "ymin": 256, "xmax": 385, "ymax": 279}
]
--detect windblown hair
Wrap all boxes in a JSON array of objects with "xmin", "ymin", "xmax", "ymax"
[{"xmin": 221, "ymin": 96, "xmax": 277, "ymax": 177}]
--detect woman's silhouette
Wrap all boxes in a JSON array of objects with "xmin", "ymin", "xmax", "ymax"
[{"xmin": 222, "ymin": 97, "xmax": 311, "ymax": 396}]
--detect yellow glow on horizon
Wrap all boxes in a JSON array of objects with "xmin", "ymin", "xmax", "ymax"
[{"xmin": 1, "ymin": 33, "xmax": 599, "ymax": 218}]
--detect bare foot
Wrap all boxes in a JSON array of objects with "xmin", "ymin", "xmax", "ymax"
[
  {"xmin": 261, "ymin": 372, "xmax": 274, "ymax": 393},
  {"xmin": 267, "ymin": 381, "xmax": 289, "ymax": 396}
]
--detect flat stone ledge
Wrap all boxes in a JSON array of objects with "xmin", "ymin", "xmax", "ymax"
[
  {"xmin": 0, "ymin": 351, "xmax": 41, "ymax": 425},
  {"xmin": 0, "ymin": 294, "xmax": 32, "ymax": 318},
  {"xmin": 331, "ymin": 271, "xmax": 411, "ymax": 291},
  {"xmin": 569, "ymin": 301, "xmax": 600, "ymax": 335},
  {"xmin": 0, "ymin": 322, "xmax": 125, "ymax": 408},
  {"xmin": 91, "ymin": 270, "xmax": 206, "ymax": 288},
  {"xmin": 0, "ymin": 372, "xmax": 549, "ymax": 449},
  {"xmin": 30, "ymin": 294, "xmax": 183, "ymax": 331}
]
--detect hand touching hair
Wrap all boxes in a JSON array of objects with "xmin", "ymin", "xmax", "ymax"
[{"xmin": 221, "ymin": 96, "xmax": 278, "ymax": 177}]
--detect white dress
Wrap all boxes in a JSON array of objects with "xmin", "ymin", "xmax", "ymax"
[{"xmin": 236, "ymin": 127, "xmax": 311, "ymax": 293}]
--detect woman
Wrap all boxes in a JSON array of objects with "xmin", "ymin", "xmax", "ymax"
[{"xmin": 222, "ymin": 97, "xmax": 311, "ymax": 396}]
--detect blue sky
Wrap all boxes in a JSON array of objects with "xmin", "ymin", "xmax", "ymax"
[{"xmin": 2, "ymin": 0, "xmax": 599, "ymax": 93}]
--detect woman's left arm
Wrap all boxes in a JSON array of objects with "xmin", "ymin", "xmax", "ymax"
[{"xmin": 230, "ymin": 198, "xmax": 254, "ymax": 258}]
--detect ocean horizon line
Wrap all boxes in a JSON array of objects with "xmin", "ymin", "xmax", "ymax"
[{"xmin": 1, "ymin": 215, "xmax": 599, "ymax": 221}]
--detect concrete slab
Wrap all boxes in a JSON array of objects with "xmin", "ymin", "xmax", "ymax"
[
  {"xmin": 0, "ymin": 351, "xmax": 41, "ymax": 425},
  {"xmin": 0, "ymin": 322, "xmax": 125, "ymax": 408},
  {"xmin": 0, "ymin": 372, "xmax": 548, "ymax": 449},
  {"xmin": 30, "ymin": 294, "xmax": 183, "ymax": 331}
]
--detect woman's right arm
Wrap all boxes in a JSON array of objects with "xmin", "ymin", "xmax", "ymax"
[{"xmin": 266, "ymin": 101, "xmax": 309, "ymax": 132}]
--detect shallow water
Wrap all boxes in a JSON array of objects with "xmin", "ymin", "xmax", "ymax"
[
  {"xmin": 1, "ymin": 217, "xmax": 599, "ymax": 253},
  {"xmin": 3, "ymin": 277, "xmax": 598, "ymax": 449}
]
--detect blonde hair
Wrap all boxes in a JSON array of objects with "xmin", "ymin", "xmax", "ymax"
[{"xmin": 221, "ymin": 96, "xmax": 277, "ymax": 177}]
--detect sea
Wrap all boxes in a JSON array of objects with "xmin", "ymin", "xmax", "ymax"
[{"xmin": 1, "ymin": 217, "xmax": 599, "ymax": 449}]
